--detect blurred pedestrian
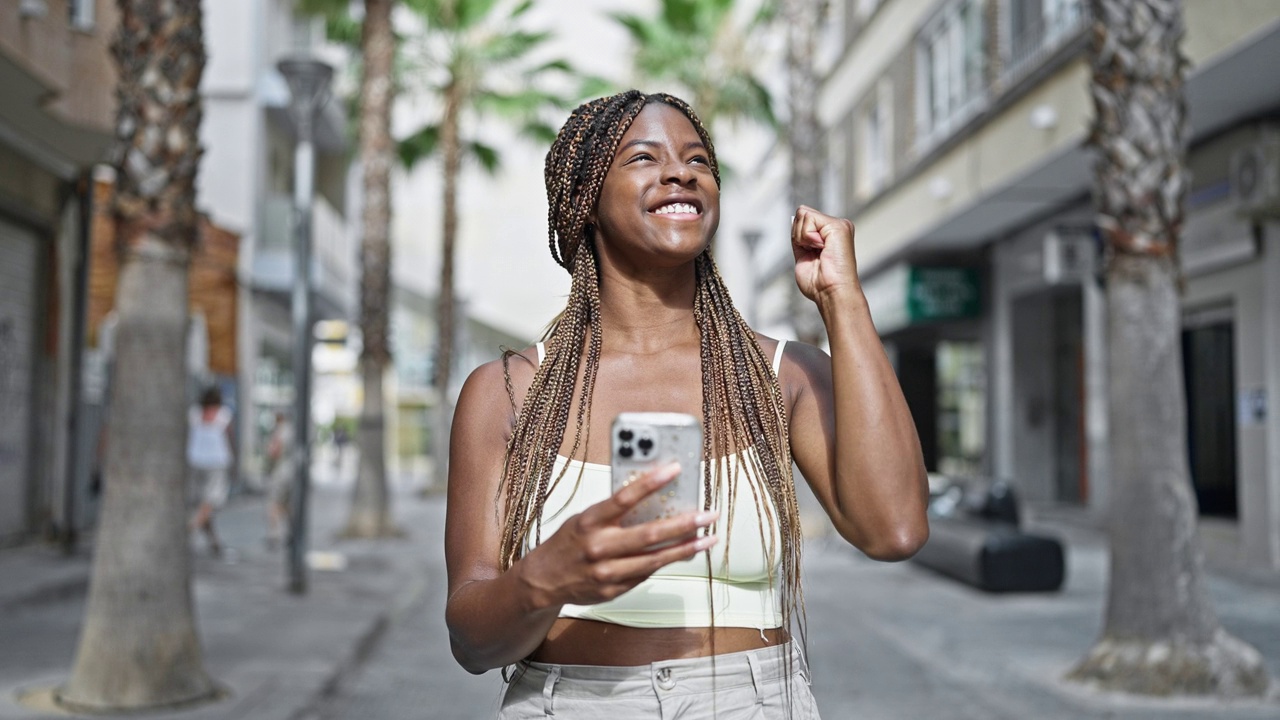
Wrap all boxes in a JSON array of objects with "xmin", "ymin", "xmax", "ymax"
[
  {"xmin": 264, "ymin": 410, "xmax": 294, "ymax": 549},
  {"xmin": 445, "ymin": 91, "xmax": 929, "ymax": 718},
  {"xmin": 332, "ymin": 422, "xmax": 350, "ymax": 472},
  {"xmin": 187, "ymin": 385, "xmax": 233, "ymax": 556}
]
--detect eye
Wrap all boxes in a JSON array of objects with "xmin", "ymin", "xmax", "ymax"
[
  {"xmin": 689, "ymin": 155, "xmax": 710, "ymax": 166},
  {"xmin": 625, "ymin": 152, "xmax": 655, "ymax": 165}
]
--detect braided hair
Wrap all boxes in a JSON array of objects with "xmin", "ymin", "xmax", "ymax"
[{"xmin": 498, "ymin": 90, "xmax": 804, "ymax": 643}]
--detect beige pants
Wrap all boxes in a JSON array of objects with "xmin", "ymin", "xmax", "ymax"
[{"xmin": 498, "ymin": 643, "xmax": 821, "ymax": 719}]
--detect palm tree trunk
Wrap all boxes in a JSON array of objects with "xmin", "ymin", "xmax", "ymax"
[
  {"xmin": 432, "ymin": 79, "xmax": 463, "ymax": 487},
  {"xmin": 782, "ymin": 0, "xmax": 826, "ymax": 346},
  {"xmin": 1067, "ymin": 0, "xmax": 1267, "ymax": 696},
  {"xmin": 346, "ymin": 0, "xmax": 398, "ymax": 537},
  {"xmin": 59, "ymin": 0, "xmax": 217, "ymax": 710}
]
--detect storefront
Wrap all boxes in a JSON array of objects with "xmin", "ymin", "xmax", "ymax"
[
  {"xmin": 864, "ymin": 264, "xmax": 986, "ymax": 477},
  {"xmin": 0, "ymin": 217, "xmax": 41, "ymax": 543}
]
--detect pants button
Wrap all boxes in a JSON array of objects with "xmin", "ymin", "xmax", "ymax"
[{"xmin": 656, "ymin": 667, "xmax": 676, "ymax": 690}]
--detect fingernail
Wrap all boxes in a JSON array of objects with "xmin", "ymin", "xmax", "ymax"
[
  {"xmin": 654, "ymin": 462, "xmax": 681, "ymax": 482},
  {"xmin": 695, "ymin": 511, "xmax": 719, "ymax": 525},
  {"xmin": 696, "ymin": 535, "xmax": 719, "ymax": 550}
]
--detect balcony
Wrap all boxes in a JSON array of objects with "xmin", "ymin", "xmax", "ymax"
[
  {"xmin": 1001, "ymin": 0, "xmax": 1091, "ymax": 88},
  {"xmin": 252, "ymin": 192, "xmax": 356, "ymax": 319}
]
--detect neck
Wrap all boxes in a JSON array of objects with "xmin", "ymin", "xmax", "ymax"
[{"xmin": 596, "ymin": 261, "xmax": 699, "ymax": 353}]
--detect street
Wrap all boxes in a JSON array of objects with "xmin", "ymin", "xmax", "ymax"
[{"xmin": 315, "ymin": 495, "xmax": 1280, "ymax": 720}]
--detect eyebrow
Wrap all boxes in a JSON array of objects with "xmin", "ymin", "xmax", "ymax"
[{"xmin": 617, "ymin": 139, "xmax": 707, "ymax": 154}]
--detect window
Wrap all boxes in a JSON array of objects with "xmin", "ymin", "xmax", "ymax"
[
  {"xmin": 937, "ymin": 342, "xmax": 986, "ymax": 478},
  {"xmin": 19, "ymin": 0, "xmax": 47, "ymax": 18},
  {"xmin": 1003, "ymin": 0, "xmax": 1085, "ymax": 77},
  {"xmin": 916, "ymin": 0, "xmax": 986, "ymax": 147},
  {"xmin": 69, "ymin": 0, "xmax": 95, "ymax": 29},
  {"xmin": 859, "ymin": 79, "xmax": 894, "ymax": 198}
]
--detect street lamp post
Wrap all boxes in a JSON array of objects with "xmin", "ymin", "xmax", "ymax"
[{"xmin": 278, "ymin": 57, "xmax": 333, "ymax": 595}]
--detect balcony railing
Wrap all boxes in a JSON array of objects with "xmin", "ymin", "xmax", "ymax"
[
  {"xmin": 1002, "ymin": 1, "xmax": 1091, "ymax": 86},
  {"xmin": 254, "ymin": 193, "xmax": 356, "ymax": 316}
]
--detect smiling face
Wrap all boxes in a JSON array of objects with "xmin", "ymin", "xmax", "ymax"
[{"xmin": 591, "ymin": 102, "xmax": 721, "ymax": 272}]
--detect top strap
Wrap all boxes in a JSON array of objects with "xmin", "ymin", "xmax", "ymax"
[{"xmin": 536, "ymin": 341, "xmax": 546, "ymax": 365}]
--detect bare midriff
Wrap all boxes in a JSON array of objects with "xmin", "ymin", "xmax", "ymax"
[{"xmin": 529, "ymin": 618, "xmax": 789, "ymax": 666}]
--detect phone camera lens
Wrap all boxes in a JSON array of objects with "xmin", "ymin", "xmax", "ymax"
[
  {"xmin": 638, "ymin": 438, "xmax": 654, "ymax": 453},
  {"xmin": 619, "ymin": 429, "xmax": 634, "ymax": 441},
  {"xmin": 619, "ymin": 445, "xmax": 633, "ymax": 458}
]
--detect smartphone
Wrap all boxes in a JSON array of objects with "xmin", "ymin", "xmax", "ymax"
[{"xmin": 611, "ymin": 412, "xmax": 703, "ymax": 529}]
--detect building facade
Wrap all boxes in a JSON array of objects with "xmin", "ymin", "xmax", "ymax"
[
  {"xmin": 0, "ymin": 0, "xmax": 117, "ymax": 545},
  {"xmin": 199, "ymin": 0, "xmax": 357, "ymax": 488},
  {"xmin": 742, "ymin": 0, "xmax": 1280, "ymax": 572}
]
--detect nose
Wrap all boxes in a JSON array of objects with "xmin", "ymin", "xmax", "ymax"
[{"xmin": 662, "ymin": 158, "xmax": 696, "ymax": 186}]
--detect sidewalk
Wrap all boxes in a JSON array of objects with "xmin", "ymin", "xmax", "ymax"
[
  {"xmin": 800, "ymin": 510, "xmax": 1280, "ymax": 719},
  {"xmin": 0, "ymin": 468, "xmax": 431, "ymax": 720}
]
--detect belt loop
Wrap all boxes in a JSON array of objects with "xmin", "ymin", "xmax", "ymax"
[
  {"xmin": 542, "ymin": 665, "xmax": 562, "ymax": 716},
  {"xmin": 746, "ymin": 652, "xmax": 765, "ymax": 705},
  {"xmin": 794, "ymin": 643, "xmax": 812, "ymax": 685}
]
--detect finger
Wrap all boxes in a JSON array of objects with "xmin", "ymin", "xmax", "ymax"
[
  {"xmin": 587, "ymin": 534, "xmax": 720, "ymax": 586},
  {"xmin": 580, "ymin": 509, "xmax": 719, "ymax": 561},
  {"xmin": 582, "ymin": 462, "xmax": 681, "ymax": 526},
  {"xmin": 607, "ymin": 509, "xmax": 720, "ymax": 557}
]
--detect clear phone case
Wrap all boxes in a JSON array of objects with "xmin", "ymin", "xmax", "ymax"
[{"xmin": 611, "ymin": 412, "xmax": 703, "ymax": 528}]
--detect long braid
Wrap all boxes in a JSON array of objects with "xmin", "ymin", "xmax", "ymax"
[{"xmin": 499, "ymin": 91, "xmax": 805, "ymax": 652}]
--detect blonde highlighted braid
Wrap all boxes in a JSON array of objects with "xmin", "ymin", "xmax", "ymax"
[{"xmin": 498, "ymin": 91, "xmax": 805, "ymax": 645}]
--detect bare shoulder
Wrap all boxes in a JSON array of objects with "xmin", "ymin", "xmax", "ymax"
[
  {"xmin": 455, "ymin": 346, "xmax": 540, "ymax": 437},
  {"xmin": 768, "ymin": 335, "xmax": 829, "ymax": 409},
  {"xmin": 752, "ymin": 334, "xmax": 831, "ymax": 408}
]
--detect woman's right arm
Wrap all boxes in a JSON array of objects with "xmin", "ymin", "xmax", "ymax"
[{"xmin": 444, "ymin": 359, "xmax": 718, "ymax": 674}]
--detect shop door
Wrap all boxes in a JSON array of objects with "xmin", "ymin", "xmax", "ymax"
[
  {"xmin": 1181, "ymin": 316, "xmax": 1237, "ymax": 518},
  {"xmin": 0, "ymin": 219, "xmax": 39, "ymax": 542},
  {"xmin": 1052, "ymin": 290, "xmax": 1085, "ymax": 504}
]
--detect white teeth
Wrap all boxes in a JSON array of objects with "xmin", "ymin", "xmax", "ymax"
[{"xmin": 654, "ymin": 202, "xmax": 698, "ymax": 215}]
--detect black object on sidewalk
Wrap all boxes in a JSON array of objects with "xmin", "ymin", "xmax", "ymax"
[{"xmin": 911, "ymin": 516, "xmax": 1065, "ymax": 592}]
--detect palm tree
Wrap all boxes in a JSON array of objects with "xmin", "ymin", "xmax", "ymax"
[
  {"xmin": 299, "ymin": 0, "xmax": 401, "ymax": 537},
  {"xmin": 611, "ymin": 0, "xmax": 775, "ymax": 130},
  {"xmin": 396, "ymin": 0, "xmax": 574, "ymax": 482},
  {"xmin": 345, "ymin": 0, "xmax": 399, "ymax": 537},
  {"xmin": 58, "ymin": 0, "xmax": 218, "ymax": 710},
  {"xmin": 1066, "ymin": 0, "xmax": 1268, "ymax": 696},
  {"xmin": 780, "ymin": 0, "xmax": 825, "ymax": 346}
]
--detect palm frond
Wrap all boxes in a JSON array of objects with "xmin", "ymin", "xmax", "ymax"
[
  {"xmin": 477, "ymin": 30, "xmax": 552, "ymax": 64},
  {"xmin": 398, "ymin": 124, "xmax": 441, "ymax": 169},
  {"xmin": 468, "ymin": 140, "xmax": 501, "ymax": 175}
]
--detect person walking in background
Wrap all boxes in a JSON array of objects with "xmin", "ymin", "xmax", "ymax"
[
  {"xmin": 187, "ymin": 386, "xmax": 234, "ymax": 557},
  {"xmin": 265, "ymin": 410, "xmax": 294, "ymax": 549}
]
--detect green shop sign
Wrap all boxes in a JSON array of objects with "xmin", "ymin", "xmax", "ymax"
[{"xmin": 863, "ymin": 264, "xmax": 982, "ymax": 334}]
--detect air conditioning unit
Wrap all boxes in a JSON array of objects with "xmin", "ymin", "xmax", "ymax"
[{"xmin": 1230, "ymin": 139, "xmax": 1280, "ymax": 219}]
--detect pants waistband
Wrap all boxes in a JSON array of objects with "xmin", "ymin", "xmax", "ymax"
[{"xmin": 512, "ymin": 642, "xmax": 808, "ymax": 699}]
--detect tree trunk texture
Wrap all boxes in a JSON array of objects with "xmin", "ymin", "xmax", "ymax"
[
  {"xmin": 782, "ymin": 0, "xmax": 826, "ymax": 346},
  {"xmin": 431, "ymin": 80, "xmax": 463, "ymax": 488},
  {"xmin": 346, "ymin": 0, "xmax": 398, "ymax": 538},
  {"xmin": 60, "ymin": 0, "xmax": 218, "ymax": 710},
  {"xmin": 1068, "ymin": 0, "xmax": 1268, "ymax": 697}
]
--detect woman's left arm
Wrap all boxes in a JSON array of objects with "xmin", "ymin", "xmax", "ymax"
[{"xmin": 784, "ymin": 205, "xmax": 929, "ymax": 560}]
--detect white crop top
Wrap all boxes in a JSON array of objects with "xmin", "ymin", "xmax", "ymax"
[{"xmin": 524, "ymin": 340, "xmax": 788, "ymax": 630}]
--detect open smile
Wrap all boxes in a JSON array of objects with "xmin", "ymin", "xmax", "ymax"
[{"xmin": 648, "ymin": 199, "xmax": 703, "ymax": 221}]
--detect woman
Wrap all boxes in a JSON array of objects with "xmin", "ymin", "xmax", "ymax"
[
  {"xmin": 445, "ymin": 91, "xmax": 929, "ymax": 718},
  {"xmin": 188, "ymin": 385, "xmax": 234, "ymax": 556}
]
